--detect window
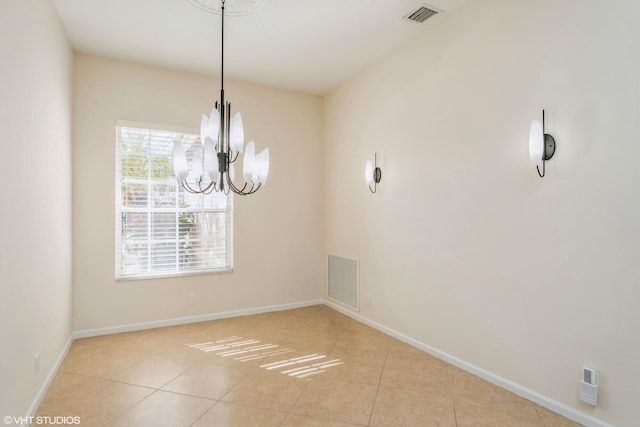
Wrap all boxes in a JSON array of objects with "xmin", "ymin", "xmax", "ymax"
[{"xmin": 115, "ymin": 121, "xmax": 233, "ymax": 280}]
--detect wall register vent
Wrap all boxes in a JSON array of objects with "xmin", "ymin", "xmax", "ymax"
[
  {"xmin": 327, "ymin": 255, "xmax": 359, "ymax": 311},
  {"xmin": 403, "ymin": 4, "xmax": 440, "ymax": 23}
]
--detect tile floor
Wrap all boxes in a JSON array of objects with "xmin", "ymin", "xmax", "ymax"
[{"xmin": 36, "ymin": 305, "xmax": 582, "ymax": 426}]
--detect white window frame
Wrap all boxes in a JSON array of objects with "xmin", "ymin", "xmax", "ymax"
[{"xmin": 115, "ymin": 120, "xmax": 233, "ymax": 281}]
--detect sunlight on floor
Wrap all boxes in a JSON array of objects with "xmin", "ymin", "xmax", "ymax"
[
  {"xmin": 261, "ymin": 354, "xmax": 344, "ymax": 378},
  {"xmin": 187, "ymin": 336, "xmax": 343, "ymax": 378}
]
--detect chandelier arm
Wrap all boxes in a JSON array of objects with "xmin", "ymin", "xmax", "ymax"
[
  {"xmin": 226, "ymin": 173, "xmax": 247, "ymax": 195},
  {"xmin": 228, "ymin": 174, "xmax": 261, "ymax": 195},
  {"xmin": 229, "ymin": 151, "xmax": 239, "ymax": 163},
  {"xmin": 247, "ymin": 182, "xmax": 262, "ymax": 195},
  {"xmin": 181, "ymin": 181, "xmax": 199, "ymax": 194},
  {"xmin": 181, "ymin": 179, "xmax": 218, "ymax": 195},
  {"xmin": 226, "ymin": 174, "xmax": 247, "ymax": 194},
  {"xmin": 201, "ymin": 181, "xmax": 216, "ymax": 194},
  {"xmin": 197, "ymin": 179, "xmax": 216, "ymax": 194}
]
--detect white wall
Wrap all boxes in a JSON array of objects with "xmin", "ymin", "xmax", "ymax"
[
  {"xmin": 73, "ymin": 56, "xmax": 324, "ymax": 331},
  {"xmin": 0, "ymin": 0, "xmax": 73, "ymax": 418},
  {"xmin": 324, "ymin": 0, "xmax": 640, "ymax": 425}
]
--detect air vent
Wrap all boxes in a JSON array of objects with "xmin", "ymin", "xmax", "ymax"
[
  {"xmin": 328, "ymin": 255, "xmax": 359, "ymax": 311},
  {"xmin": 403, "ymin": 4, "xmax": 440, "ymax": 23}
]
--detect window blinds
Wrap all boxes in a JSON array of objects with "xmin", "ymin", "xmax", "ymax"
[{"xmin": 115, "ymin": 121, "xmax": 233, "ymax": 280}]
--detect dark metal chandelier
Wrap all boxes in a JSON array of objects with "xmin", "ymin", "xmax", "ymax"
[{"xmin": 173, "ymin": 0, "xmax": 269, "ymax": 196}]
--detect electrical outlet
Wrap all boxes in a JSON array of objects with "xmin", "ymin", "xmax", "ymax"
[
  {"xmin": 580, "ymin": 367, "xmax": 598, "ymax": 406},
  {"xmin": 365, "ymin": 295, "xmax": 372, "ymax": 307},
  {"xmin": 35, "ymin": 353, "xmax": 40, "ymax": 375},
  {"xmin": 188, "ymin": 293, "xmax": 197, "ymax": 305}
]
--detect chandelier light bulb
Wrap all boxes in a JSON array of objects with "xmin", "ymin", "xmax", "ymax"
[
  {"xmin": 191, "ymin": 151, "xmax": 204, "ymax": 183},
  {"xmin": 243, "ymin": 141, "xmax": 256, "ymax": 183},
  {"xmin": 230, "ymin": 113, "xmax": 245, "ymax": 153},
  {"xmin": 256, "ymin": 148, "xmax": 270, "ymax": 185},
  {"xmin": 201, "ymin": 108, "xmax": 220, "ymax": 145},
  {"xmin": 172, "ymin": 140, "xmax": 189, "ymax": 182},
  {"xmin": 203, "ymin": 137, "xmax": 219, "ymax": 180}
]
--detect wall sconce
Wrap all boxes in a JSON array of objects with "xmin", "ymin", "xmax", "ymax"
[
  {"xmin": 529, "ymin": 109, "xmax": 556, "ymax": 178},
  {"xmin": 365, "ymin": 153, "xmax": 382, "ymax": 193}
]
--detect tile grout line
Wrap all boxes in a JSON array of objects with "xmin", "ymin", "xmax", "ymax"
[
  {"xmin": 49, "ymin": 370, "xmax": 158, "ymax": 426},
  {"xmin": 446, "ymin": 364, "xmax": 460, "ymax": 427},
  {"xmin": 366, "ymin": 348, "xmax": 390, "ymax": 426},
  {"xmin": 39, "ymin": 307, "xmax": 584, "ymax": 426},
  {"xmin": 213, "ymin": 358, "xmax": 261, "ymax": 405},
  {"xmin": 57, "ymin": 369, "xmax": 157, "ymax": 393},
  {"xmin": 288, "ymin": 376, "xmax": 313, "ymax": 413},
  {"xmin": 106, "ymin": 389, "xmax": 161, "ymax": 425},
  {"xmin": 533, "ymin": 404, "xmax": 550, "ymax": 427},
  {"xmin": 453, "ymin": 404, "xmax": 459, "ymax": 427},
  {"xmin": 188, "ymin": 400, "xmax": 219, "ymax": 427},
  {"xmin": 155, "ymin": 363, "xmax": 198, "ymax": 391}
]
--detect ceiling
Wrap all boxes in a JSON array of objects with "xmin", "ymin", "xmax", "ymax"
[{"xmin": 52, "ymin": 0, "xmax": 472, "ymax": 95}]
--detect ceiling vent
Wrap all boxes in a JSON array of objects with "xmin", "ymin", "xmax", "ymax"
[{"xmin": 403, "ymin": 4, "xmax": 440, "ymax": 23}]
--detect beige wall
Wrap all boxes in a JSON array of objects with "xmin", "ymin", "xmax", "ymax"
[
  {"xmin": 72, "ymin": 56, "xmax": 324, "ymax": 331},
  {"xmin": 0, "ymin": 0, "xmax": 73, "ymax": 418},
  {"xmin": 324, "ymin": 0, "xmax": 639, "ymax": 425},
  {"xmin": 4, "ymin": 0, "xmax": 638, "ymax": 423}
]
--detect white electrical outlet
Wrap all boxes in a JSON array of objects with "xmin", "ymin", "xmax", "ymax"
[
  {"xmin": 35, "ymin": 353, "xmax": 40, "ymax": 375},
  {"xmin": 365, "ymin": 295, "xmax": 372, "ymax": 307},
  {"xmin": 579, "ymin": 367, "xmax": 598, "ymax": 406},
  {"xmin": 188, "ymin": 293, "xmax": 197, "ymax": 305}
]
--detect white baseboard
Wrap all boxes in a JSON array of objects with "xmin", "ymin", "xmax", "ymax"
[
  {"xmin": 36, "ymin": 299, "xmax": 612, "ymax": 427},
  {"xmin": 25, "ymin": 335, "xmax": 73, "ymax": 423},
  {"xmin": 324, "ymin": 300, "xmax": 614, "ymax": 427},
  {"xmin": 73, "ymin": 299, "xmax": 324, "ymax": 339}
]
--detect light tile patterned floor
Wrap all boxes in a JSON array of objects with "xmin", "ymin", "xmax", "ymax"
[{"xmin": 36, "ymin": 305, "xmax": 583, "ymax": 426}]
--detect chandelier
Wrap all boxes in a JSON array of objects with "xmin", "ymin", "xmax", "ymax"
[{"xmin": 173, "ymin": 0, "xmax": 270, "ymax": 196}]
